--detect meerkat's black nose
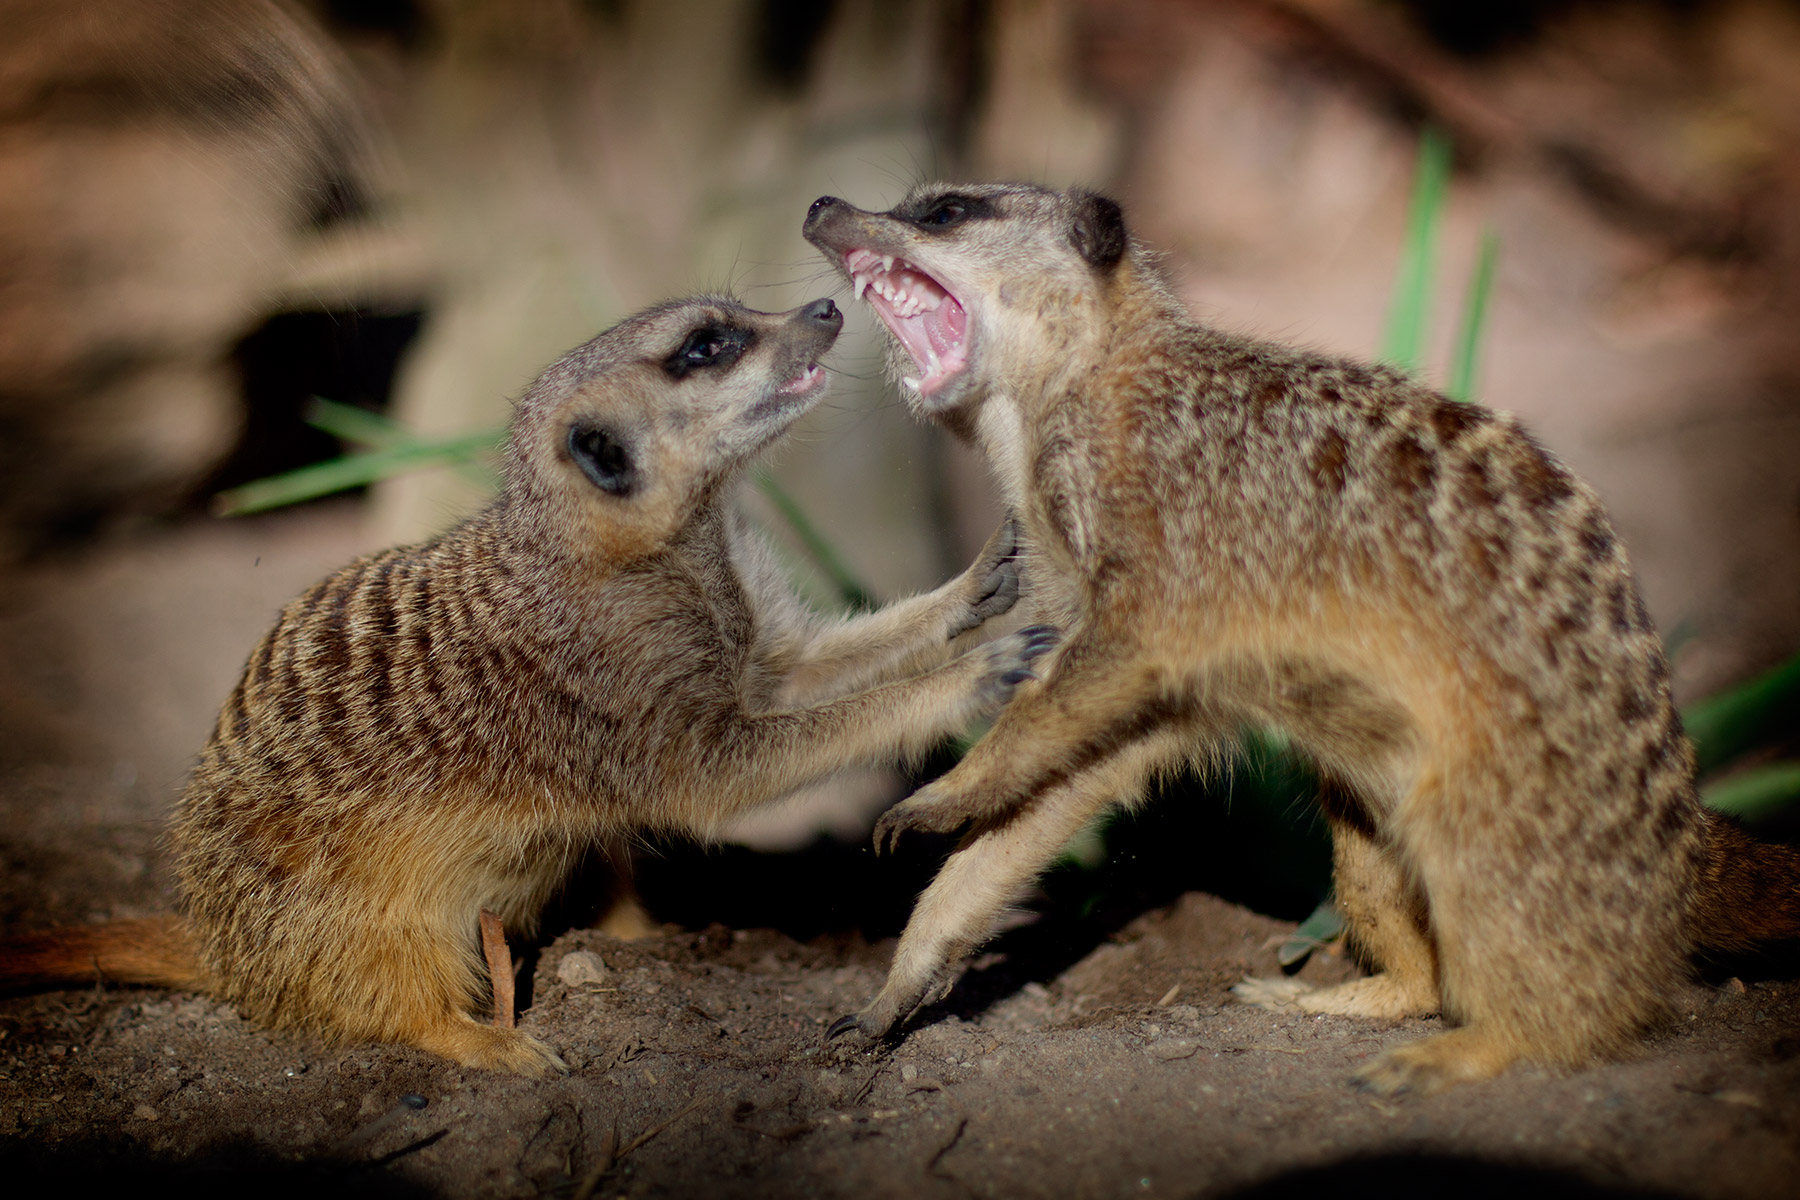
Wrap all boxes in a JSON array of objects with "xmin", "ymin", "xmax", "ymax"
[
  {"xmin": 804, "ymin": 196, "xmax": 842, "ymax": 236},
  {"xmin": 800, "ymin": 298, "xmax": 841, "ymax": 329}
]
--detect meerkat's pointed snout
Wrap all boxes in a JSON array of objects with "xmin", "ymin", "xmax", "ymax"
[
  {"xmin": 797, "ymin": 296, "xmax": 840, "ymax": 327},
  {"xmin": 801, "ymin": 195, "xmax": 875, "ymax": 263},
  {"xmin": 804, "ymin": 194, "xmax": 842, "ymax": 232},
  {"xmin": 754, "ymin": 297, "xmax": 841, "ymax": 413}
]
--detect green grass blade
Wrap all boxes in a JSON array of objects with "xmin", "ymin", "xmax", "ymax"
[
  {"xmin": 302, "ymin": 396, "xmax": 414, "ymax": 448},
  {"xmin": 1702, "ymin": 762, "xmax": 1800, "ymax": 821},
  {"xmin": 213, "ymin": 430, "xmax": 505, "ymax": 516},
  {"xmin": 752, "ymin": 467, "xmax": 876, "ymax": 612},
  {"xmin": 1446, "ymin": 228, "xmax": 1499, "ymax": 402},
  {"xmin": 1682, "ymin": 651, "xmax": 1800, "ymax": 776},
  {"xmin": 1379, "ymin": 127, "xmax": 1453, "ymax": 373},
  {"xmin": 304, "ymin": 397, "xmax": 502, "ymax": 494}
]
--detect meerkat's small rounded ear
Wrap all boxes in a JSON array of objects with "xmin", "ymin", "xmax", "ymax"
[
  {"xmin": 1070, "ymin": 191, "xmax": 1126, "ymax": 271},
  {"xmin": 568, "ymin": 423, "xmax": 639, "ymax": 497}
]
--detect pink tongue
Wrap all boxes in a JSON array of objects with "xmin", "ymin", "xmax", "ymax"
[{"xmin": 925, "ymin": 300, "xmax": 965, "ymax": 357}]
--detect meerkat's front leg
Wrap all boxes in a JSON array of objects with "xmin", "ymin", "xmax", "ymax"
[
  {"xmin": 834, "ymin": 730, "xmax": 1185, "ymax": 1039},
  {"xmin": 871, "ymin": 628, "xmax": 1155, "ymax": 851},
  {"xmin": 667, "ymin": 624, "xmax": 1060, "ymax": 831},
  {"xmin": 771, "ymin": 516, "xmax": 1023, "ymax": 707}
]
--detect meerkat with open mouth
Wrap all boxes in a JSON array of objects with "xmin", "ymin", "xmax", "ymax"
[{"xmin": 805, "ymin": 183, "xmax": 1800, "ymax": 1094}]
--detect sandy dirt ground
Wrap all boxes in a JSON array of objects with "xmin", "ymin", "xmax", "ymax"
[{"xmin": 3, "ymin": 508, "xmax": 1799, "ymax": 1199}]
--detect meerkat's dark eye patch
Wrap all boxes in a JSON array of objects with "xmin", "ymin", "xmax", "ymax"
[
  {"xmin": 663, "ymin": 325, "xmax": 753, "ymax": 378},
  {"xmin": 568, "ymin": 423, "xmax": 638, "ymax": 496},
  {"xmin": 902, "ymin": 194, "xmax": 993, "ymax": 230}
]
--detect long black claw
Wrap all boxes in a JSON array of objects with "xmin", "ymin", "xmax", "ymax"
[
  {"xmin": 827, "ymin": 1014, "xmax": 863, "ymax": 1040},
  {"xmin": 873, "ymin": 817, "xmax": 900, "ymax": 856},
  {"xmin": 1000, "ymin": 668, "xmax": 1037, "ymax": 686}
]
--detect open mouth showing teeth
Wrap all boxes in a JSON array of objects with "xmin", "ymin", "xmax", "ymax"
[
  {"xmin": 844, "ymin": 249, "xmax": 968, "ymax": 397},
  {"xmin": 777, "ymin": 363, "xmax": 824, "ymax": 394},
  {"xmin": 750, "ymin": 363, "xmax": 826, "ymax": 425}
]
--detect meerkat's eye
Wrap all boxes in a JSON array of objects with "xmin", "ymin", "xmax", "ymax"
[
  {"xmin": 922, "ymin": 200, "xmax": 965, "ymax": 226},
  {"xmin": 664, "ymin": 325, "xmax": 752, "ymax": 378},
  {"xmin": 909, "ymin": 194, "xmax": 991, "ymax": 230}
]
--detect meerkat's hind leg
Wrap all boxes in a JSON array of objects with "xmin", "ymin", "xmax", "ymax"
[
  {"xmin": 1349, "ymin": 753, "xmax": 1684, "ymax": 1096},
  {"xmin": 334, "ymin": 908, "xmax": 569, "ymax": 1076},
  {"xmin": 1232, "ymin": 972, "xmax": 1438, "ymax": 1021},
  {"xmin": 1350, "ymin": 1027, "xmax": 1529, "ymax": 1096},
  {"xmin": 411, "ymin": 1014, "xmax": 569, "ymax": 1077},
  {"xmin": 1234, "ymin": 784, "xmax": 1440, "ymax": 1021},
  {"xmin": 587, "ymin": 839, "xmax": 659, "ymax": 940}
]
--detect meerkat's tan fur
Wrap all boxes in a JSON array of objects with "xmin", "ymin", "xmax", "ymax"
[
  {"xmin": 804, "ymin": 183, "xmax": 1800, "ymax": 1094},
  {"xmin": 3, "ymin": 295, "xmax": 1058, "ymax": 1076}
]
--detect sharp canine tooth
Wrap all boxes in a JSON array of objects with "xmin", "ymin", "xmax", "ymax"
[
  {"xmin": 901, "ymin": 377, "xmax": 922, "ymax": 391},
  {"xmin": 855, "ymin": 274, "xmax": 871, "ymax": 300}
]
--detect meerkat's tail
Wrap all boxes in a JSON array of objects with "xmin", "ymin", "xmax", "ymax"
[
  {"xmin": 1688, "ymin": 811, "xmax": 1800, "ymax": 953},
  {"xmin": 0, "ymin": 915, "xmax": 205, "ymax": 992}
]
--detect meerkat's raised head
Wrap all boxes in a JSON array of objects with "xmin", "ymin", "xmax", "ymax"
[
  {"xmin": 504, "ymin": 295, "xmax": 842, "ymax": 563},
  {"xmin": 803, "ymin": 186, "xmax": 1152, "ymax": 451}
]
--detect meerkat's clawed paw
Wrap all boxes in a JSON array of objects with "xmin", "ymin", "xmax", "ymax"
[
  {"xmin": 1233, "ymin": 972, "xmax": 1439, "ymax": 1020},
  {"xmin": 971, "ymin": 623, "xmax": 1062, "ymax": 712},
  {"xmin": 414, "ymin": 1017, "xmax": 569, "ymax": 1078},
  {"xmin": 826, "ymin": 966, "xmax": 955, "ymax": 1042},
  {"xmin": 948, "ymin": 514, "xmax": 1023, "ymax": 639},
  {"xmin": 825, "ymin": 1011, "xmax": 875, "ymax": 1041},
  {"xmin": 1352, "ymin": 1027, "xmax": 1519, "ymax": 1097},
  {"xmin": 874, "ymin": 625, "xmax": 1061, "ymax": 854},
  {"xmin": 872, "ymin": 781, "xmax": 968, "ymax": 853}
]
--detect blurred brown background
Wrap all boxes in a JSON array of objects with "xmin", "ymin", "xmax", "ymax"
[{"xmin": 3, "ymin": 0, "xmax": 1799, "ymax": 921}]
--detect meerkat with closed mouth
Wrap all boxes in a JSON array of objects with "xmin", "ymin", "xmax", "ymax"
[
  {"xmin": 2, "ymin": 294, "xmax": 1058, "ymax": 1076},
  {"xmin": 804, "ymin": 183, "xmax": 1800, "ymax": 1094}
]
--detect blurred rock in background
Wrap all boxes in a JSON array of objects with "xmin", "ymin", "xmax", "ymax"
[{"xmin": 0, "ymin": 0, "xmax": 365, "ymax": 555}]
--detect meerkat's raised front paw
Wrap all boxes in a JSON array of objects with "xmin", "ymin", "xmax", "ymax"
[
  {"xmin": 873, "ymin": 624, "xmax": 1061, "ymax": 854},
  {"xmin": 971, "ymin": 623, "xmax": 1062, "ymax": 711},
  {"xmin": 947, "ymin": 514, "xmax": 1023, "ymax": 640}
]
